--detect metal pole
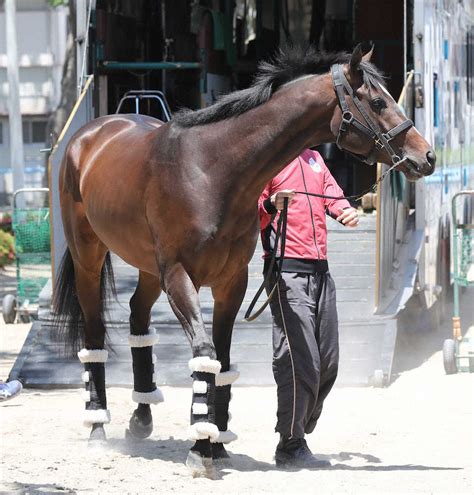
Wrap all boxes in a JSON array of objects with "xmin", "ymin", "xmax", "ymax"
[
  {"xmin": 5, "ymin": 0, "xmax": 25, "ymax": 205},
  {"xmin": 451, "ymin": 195, "xmax": 460, "ymax": 339},
  {"xmin": 161, "ymin": 1, "xmax": 167, "ymax": 94},
  {"xmin": 256, "ymin": 0, "xmax": 263, "ymax": 59},
  {"xmin": 403, "ymin": 0, "xmax": 407, "ymax": 81},
  {"xmin": 76, "ymin": 0, "xmax": 87, "ymax": 96},
  {"xmin": 79, "ymin": 0, "xmax": 93, "ymax": 95}
]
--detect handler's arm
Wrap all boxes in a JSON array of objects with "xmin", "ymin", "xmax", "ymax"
[{"xmin": 320, "ymin": 158, "xmax": 359, "ymax": 228}]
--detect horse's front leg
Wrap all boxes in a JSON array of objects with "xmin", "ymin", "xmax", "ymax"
[
  {"xmin": 163, "ymin": 262, "xmax": 220, "ymax": 478},
  {"xmin": 211, "ymin": 268, "xmax": 248, "ymax": 462}
]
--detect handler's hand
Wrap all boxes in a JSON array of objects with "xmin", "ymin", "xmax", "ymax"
[
  {"xmin": 271, "ymin": 189, "xmax": 296, "ymax": 210},
  {"xmin": 336, "ymin": 207, "xmax": 359, "ymax": 227}
]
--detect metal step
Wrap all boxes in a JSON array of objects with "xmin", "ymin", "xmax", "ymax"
[
  {"xmin": 328, "ymin": 252, "xmax": 376, "ymax": 264},
  {"xmin": 13, "ymin": 316, "xmax": 395, "ymax": 388},
  {"xmin": 330, "ymin": 264, "xmax": 376, "ymax": 278}
]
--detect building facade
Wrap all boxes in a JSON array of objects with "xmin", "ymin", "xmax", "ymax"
[{"xmin": 0, "ymin": 0, "xmax": 67, "ymax": 204}]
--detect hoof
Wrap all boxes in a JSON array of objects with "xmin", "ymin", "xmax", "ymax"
[
  {"xmin": 88, "ymin": 424, "xmax": 107, "ymax": 448},
  {"xmin": 186, "ymin": 450, "xmax": 217, "ymax": 479},
  {"xmin": 212, "ymin": 442, "xmax": 231, "ymax": 462},
  {"xmin": 128, "ymin": 411, "xmax": 153, "ymax": 439}
]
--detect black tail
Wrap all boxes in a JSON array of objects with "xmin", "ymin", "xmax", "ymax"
[{"xmin": 52, "ymin": 248, "xmax": 116, "ymax": 354}]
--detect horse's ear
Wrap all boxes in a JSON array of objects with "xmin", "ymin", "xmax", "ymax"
[
  {"xmin": 362, "ymin": 43, "xmax": 374, "ymax": 63},
  {"xmin": 350, "ymin": 42, "xmax": 374, "ymax": 73},
  {"xmin": 349, "ymin": 43, "xmax": 364, "ymax": 73}
]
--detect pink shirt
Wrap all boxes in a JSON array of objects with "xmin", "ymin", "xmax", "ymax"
[{"xmin": 258, "ymin": 149, "xmax": 350, "ymax": 260}]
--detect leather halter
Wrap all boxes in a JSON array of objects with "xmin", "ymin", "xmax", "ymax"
[{"xmin": 331, "ymin": 64, "xmax": 414, "ymax": 167}]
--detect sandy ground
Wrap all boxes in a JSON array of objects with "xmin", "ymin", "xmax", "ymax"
[
  {"xmin": 1, "ymin": 343, "xmax": 473, "ymax": 494},
  {"xmin": 1, "ymin": 265, "xmax": 473, "ymax": 494}
]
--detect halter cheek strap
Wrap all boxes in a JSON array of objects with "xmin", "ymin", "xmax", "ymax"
[{"xmin": 331, "ymin": 64, "xmax": 414, "ymax": 168}]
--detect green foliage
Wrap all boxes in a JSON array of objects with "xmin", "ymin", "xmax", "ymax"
[
  {"xmin": 47, "ymin": 0, "xmax": 68, "ymax": 7},
  {"xmin": 0, "ymin": 212, "xmax": 12, "ymax": 234},
  {"xmin": 0, "ymin": 230, "xmax": 15, "ymax": 268}
]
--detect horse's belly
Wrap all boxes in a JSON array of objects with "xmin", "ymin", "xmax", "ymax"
[{"xmin": 196, "ymin": 229, "xmax": 259, "ymax": 286}]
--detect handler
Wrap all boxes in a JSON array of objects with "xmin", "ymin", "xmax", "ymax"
[{"xmin": 258, "ymin": 148, "xmax": 359, "ymax": 468}]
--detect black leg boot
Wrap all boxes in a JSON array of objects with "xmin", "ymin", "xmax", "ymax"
[
  {"xmin": 186, "ymin": 357, "xmax": 221, "ymax": 477},
  {"xmin": 128, "ymin": 327, "xmax": 163, "ymax": 439},
  {"xmin": 211, "ymin": 365, "xmax": 240, "ymax": 459},
  {"xmin": 78, "ymin": 349, "xmax": 110, "ymax": 443}
]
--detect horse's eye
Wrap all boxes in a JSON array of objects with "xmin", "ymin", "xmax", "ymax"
[{"xmin": 371, "ymin": 98, "xmax": 387, "ymax": 111}]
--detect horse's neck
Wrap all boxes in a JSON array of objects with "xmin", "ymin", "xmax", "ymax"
[{"xmin": 209, "ymin": 73, "xmax": 337, "ymax": 197}]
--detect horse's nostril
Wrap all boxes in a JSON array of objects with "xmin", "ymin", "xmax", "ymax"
[{"xmin": 426, "ymin": 150, "xmax": 436, "ymax": 168}]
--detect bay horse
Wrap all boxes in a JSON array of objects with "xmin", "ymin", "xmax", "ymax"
[{"xmin": 53, "ymin": 44, "xmax": 435, "ymax": 477}]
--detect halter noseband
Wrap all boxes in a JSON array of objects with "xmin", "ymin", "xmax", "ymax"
[{"xmin": 331, "ymin": 64, "xmax": 414, "ymax": 167}]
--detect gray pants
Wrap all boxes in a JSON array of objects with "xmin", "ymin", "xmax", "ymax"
[{"xmin": 267, "ymin": 271, "xmax": 339, "ymax": 439}]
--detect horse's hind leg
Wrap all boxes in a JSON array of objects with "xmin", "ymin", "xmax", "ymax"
[
  {"xmin": 127, "ymin": 270, "xmax": 163, "ymax": 439},
  {"xmin": 162, "ymin": 262, "xmax": 220, "ymax": 478},
  {"xmin": 61, "ymin": 200, "xmax": 111, "ymax": 443},
  {"xmin": 73, "ymin": 246, "xmax": 111, "ymax": 443}
]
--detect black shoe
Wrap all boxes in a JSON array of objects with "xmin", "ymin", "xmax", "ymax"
[{"xmin": 275, "ymin": 439, "xmax": 331, "ymax": 468}]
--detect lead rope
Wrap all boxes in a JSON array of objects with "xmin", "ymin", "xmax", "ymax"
[
  {"xmin": 295, "ymin": 157, "xmax": 399, "ymax": 202},
  {"xmin": 245, "ymin": 198, "xmax": 288, "ymax": 322},
  {"xmin": 244, "ymin": 161, "xmax": 399, "ymax": 322}
]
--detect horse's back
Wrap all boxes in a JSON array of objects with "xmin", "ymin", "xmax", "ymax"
[
  {"xmin": 63, "ymin": 113, "xmax": 165, "ymax": 185},
  {"xmin": 67, "ymin": 113, "xmax": 163, "ymax": 157}
]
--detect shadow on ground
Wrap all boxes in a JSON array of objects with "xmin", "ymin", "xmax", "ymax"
[
  {"xmin": 106, "ymin": 436, "xmax": 462, "ymax": 476},
  {"xmin": 0, "ymin": 482, "xmax": 77, "ymax": 494}
]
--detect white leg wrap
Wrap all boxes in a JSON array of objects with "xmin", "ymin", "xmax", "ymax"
[
  {"xmin": 128, "ymin": 327, "xmax": 160, "ymax": 347},
  {"xmin": 215, "ymin": 365, "xmax": 240, "ymax": 387},
  {"xmin": 81, "ymin": 391, "xmax": 91, "ymax": 403},
  {"xmin": 192, "ymin": 380, "xmax": 208, "ymax": 394},
  {"xmin": 132, "ymin": 388, "xmax": 164, "ymax": 405},
  {"xmin": 192, "ymin": 402, "xmax": 208, "ymax": 415},
  {"xmin": 81, "ymin": 371, "xmax": 90, "ymax": 383},
  {"xmin": 188, "ymin": 357, "xmax": 221, "ymax": 375},
  {"xmin": 211, "ymin": 429, "xmax": 238, "ymax": 444},
  {"xmin": 78, "ymin": 349, "xmax": 108, "ymax": 364},
  {"xmin": 83, "ymin": 409, "xmax": 111, "ymax": 427},
  {"xmin": 188, "ymin": 422, "xmax": 220, "ymax": 442},
  {"xmin": 152, "ymin": 354, "xmax": 157, "ymax": 364}
]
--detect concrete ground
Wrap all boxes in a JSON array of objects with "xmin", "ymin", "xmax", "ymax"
[{"xmin": 0, "ymin": 265, "xmax": 473, "ymax": 494}]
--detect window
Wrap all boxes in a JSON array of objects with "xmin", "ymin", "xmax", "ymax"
[
  {"xmin": 22, "ymin": 119, "xmax": 48, "ymax": 144},
  {"xmin": 32, "ymin": 121, "xmax": 47, "ymax": 143}
]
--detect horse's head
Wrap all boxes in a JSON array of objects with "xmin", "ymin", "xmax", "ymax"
[{"xmin": 329, "ymin": 44, "xmax": 435, "ymax": 181}]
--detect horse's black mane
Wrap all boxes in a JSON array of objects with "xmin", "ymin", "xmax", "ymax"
[{"xmin": 173, "ymin": 46, "xmax": 384, "ymax": 128}]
